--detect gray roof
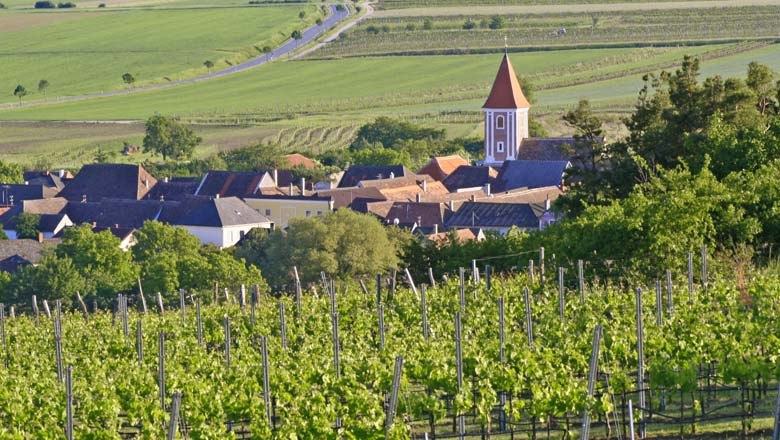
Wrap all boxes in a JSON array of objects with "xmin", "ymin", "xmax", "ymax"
[
  {"xmin": 0, "ymin": 184, "xmax": 56, "ymax": 205},
  {"xmin": 442, "ymin": 166, "xmax": 496, "ymax": 192},
  {"xmin": 445, "ymin": 201, "xmax": 539, "ymax": 229},
  {"xmin": 519, "ymin": 137, "xmax": 575, "ymax": 161},
  {"xmin": 57, "ymin": 164, "xmax": 157, "ymax": 202},
  {"xmin": 0, "ymin": 239, "xmax": 59, "ymax": 265},
  {"xmin": 494, "ymin": 160, "xmax": 570, "ymax": 191},
  {"xmin": 175, "ymin": 197, "xmax": 271, "ymax": 227},
  {"xmin": 338, "ymin": 165, "xmax": 410, "ymax": 188}
]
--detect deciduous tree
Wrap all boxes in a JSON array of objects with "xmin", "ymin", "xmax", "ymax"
[{"xmin": 142, "ymin": 115, "xmax": 201, "ymax": 161}]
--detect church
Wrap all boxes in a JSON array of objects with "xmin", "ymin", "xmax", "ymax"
[{"xmin": 481, "ymin": 52, "xmax": 576, "ymax": 170}]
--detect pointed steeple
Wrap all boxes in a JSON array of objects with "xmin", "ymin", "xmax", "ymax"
[{"xmin": 483, "ymin": 53, "xmax": 530, "ymax": 109}]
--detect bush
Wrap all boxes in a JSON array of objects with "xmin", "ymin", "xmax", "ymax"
[
  {"xmin": 57, "ymin": 1, "xmax": 76, "ymax": 7},
  {"xmin": 489, "ymin": 15, "xmax": 505, "ymax": 30},
  {"xmin": 405, "ymin": 23, "xmax": 416, "ymax": 31},
  {"xmin": 0, "ymin": 3, "xmax": 6, "ymax": 8},
  {"xmin": 423, "ymin": 18, "xmax": 433, "ymax": 30},
  {"xmin": 366, "ymin": 25, "xmax": 380, "ymax": 35},
  {"xmin": 335, "ymin": 3, "xmax": 344, "ymax": 10},
  {"xmin": 98, "ymin": 2, "xmax": 105, "ymax": 6},
  {"xmin": 463, "ymin": 19, "xmax": 476, "ymax": 30},
  {"xmin": 34, "ymin": 0, "xmax": 56, "ymax": 8}
]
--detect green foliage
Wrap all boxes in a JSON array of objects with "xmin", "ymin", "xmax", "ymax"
[
  {"xmin": 352, "ymin": 116, "xmax": 445, "ymax": 150},
  {"xmin": 13, "ymin": 213, "xmax": 40, "ymax": 240},
  {"xmin": 7, "ymin": 254, "xmax": 87, "ymax": 306},
  {"xmin": 37, "ymin": 79, "xmax": 49, "ymax": 97},
  {"xmin": 422, "ymin": 18, "xmax": 433, "ymax": 30},
  {"xmin": 351, "ymin": 146, "xmax": 413, "ymax": 168},
  {"xmin": 12, "ymin": 84, "xmax": 26, "ymax": 105},
  {"xmin": 121, "ymin": 72, "xmax": 135, "ymax": 86},
  {"xmin": 291, "ymin": 29, "xmax": 303, "ymax": 40},
  {"xmin": 0, "ymin": 226, "xmax": 7, "ymax": 240},
  {"xmin": 203, "ymin": 60, "xmax": 214, "ymax": 71},
  {"xmin": 55, "ymin": 224, "xmax": 137, "ymax": 299},
  {"xmin": 0, "ymin": 159, "xmax": 23, "ymax": 184},
  {"xmin": 488, "ymin": 15, "xmax": 505, "ymax": 30},
  {"xmin": 249, "ymin": 209, "xmax": 400, "ymax": 285},
  {"xmin": 142, "ymin": 114, "xmax": 202, "ymax": 162},
  {"xmin": 219, "ymin": 142, "xmax": 289, "ymax": 171}
]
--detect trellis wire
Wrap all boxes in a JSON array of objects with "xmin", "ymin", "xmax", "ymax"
[
  {"xmin": 655, "ymin": 280, "xmax": 663, "ymax": 326},
  {"xmin": 687, "ymin": 252, "xmax": 694, "ymax": 302},
  {"xmin": 65, "ymin": 365, "xmax": 73, "ymax": 440},
  {"xmin": 385, "ymin": 355, "xmax": 403, "ymax": 437},
  {"xmin": 420, "ymin": 285, "xmax": 429, "ymax": 340},
  {"xmin": 405, "ymin": 268, "xmax": 420, "ymax": 300},
  {"xmin": 524, "ymin": 287, "xmax": 533, "ymax": 348},
  {"xmin": 458, "ymin": 267, "xmax": 466, "ymax": 313},
  {"xmin": 666, "ymin": 269, "xmax": 674, "ymax": 316},
  {"xmin": 279, "ymin": 302, "xmax": 288, "ymax": 349},
  {"xmin": 136, "ymin": 319, "xmax": 143, "ymax": 367},
  {"xmin": 179, "ymin": 289, "xmax": 186, "ymax": 325},
  {"xmin": 261, "ymin": 336, "xmax": 273, "ymax": 430},
  {"xmin": 167, "ymin": 391, "xmax": 182, "ymax": 440},
  {"xmin": 580, "ymin": 324, "xmax": 603, "ymax": 440},
  {"xmin": 224, "ymin": 316, "xmax": 231, "ymax": 369},
  {"xmin": 578, "ymin": 259, "xmax": 585, "ymax": 304},
  {"xmin": 635, "ymin": 288, "xmax": 646, "ymax": 439},
  {"xmin": 196, "ymin": 297, "xmax": 203, "ymax": 347},
  {"xmin": 454, "ymin": 311, "xmax": 465, "ymax": 439},
  {"xmin": 54, "ymin": 306, "xmax": 63, "ymax": 383},
  {"xmin": 158, "ymin": 331, "xmax": 166, "ymax": 411},
  {"xmin": 558, "ymin": 266, "xmax": 565, "ymax": 321}
]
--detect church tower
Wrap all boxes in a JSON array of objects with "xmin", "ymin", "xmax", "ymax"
[{"xmin": 482, "ymin": 53, "xmax": 530, "ymax": 166}]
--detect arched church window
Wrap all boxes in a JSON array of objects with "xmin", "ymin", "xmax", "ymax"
[{"xmin": 496, "ymin": 116, "xmax": 504, "ymax": 129}]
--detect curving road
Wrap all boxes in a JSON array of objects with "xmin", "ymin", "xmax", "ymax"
[{"xmin": 0, "ymin": 3, "xmax": 350, "ymax": 110}]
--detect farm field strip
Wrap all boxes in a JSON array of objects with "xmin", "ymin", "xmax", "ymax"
[
  {"xmin": 0, "ymin": 5, "xmax": 321, "ymax": 104},
  {"xmin": 319, "ymin": 5, "xmax": 780, "ymax": 57},
  {"xmin": 375, "ymin": 0, "xmax": 780, "ymax": 15}
]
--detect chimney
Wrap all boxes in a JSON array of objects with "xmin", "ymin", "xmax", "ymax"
[
  {"xmin": 448, "ymin": 200, "xmax": 454, "ymax": 211},
  {"xmin": 289, "ymin": 182, "xmax": 294, "ymax": 195},
  {"xmin": 92, "ymin": 221, "xmax": 97, "ymax": 227},
  {"xmin": 484, "ymin": 183, "xmax": 491, "ymax": 197},
  {"xmin": 416, "ymin": 193, "xmax": 421, "ymax": 203},
  {"xmin": 215, "ymin": 194, "xmax": 219, "ymax": 199},
  {"xmin": 273, "ymin": 169, "xmax": 279, "ymax": 187},
  {"xmin": 143, "ymin": 178, "xmax": 149, "ymax": 189},
  {"xmin": 300, "ymin": 177, "xmax": 306, "ymax": 196},
  {"xmin": 58, "ymin": 169, "xmax": 65, "ymax": 178},
  {"xmin": 434, "ymin": 224, "xmax": 439, "ymax": 234},
  {"xmin": 8, "ymin": 195, "xmax": 13, "ymax": 206},
  {"xmin": 422, "ymin": 179, "xmax": 427, "ymax": 192},
  {"xmin": 114, "ymin": 223, "xmax": 119, "ymax": 229},
  {"xmin": 81, "ymin": 194, "xmax": 87, "ymax": 203},
  {"xmin": 544, "ymin": 196, "xmax": 551, "ymax": 211},
  {"xmin": 163, "ymin": 176, "xmax": 169, "ymax": 183},
  {"xmin": 389, "ymin": 172, "xmax": 395, "ymax": 179},
  {"xmin": 160, "ymin": 195, "xmax": 165, "ymax": 202},
  {"xmin": 37, "ymin": 232, "xmax": 44, "ymax": 243}
]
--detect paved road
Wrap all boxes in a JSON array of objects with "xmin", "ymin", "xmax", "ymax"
[{"xmin": 1, "ymin": 3, "xmax": 349, "ymax": 110}]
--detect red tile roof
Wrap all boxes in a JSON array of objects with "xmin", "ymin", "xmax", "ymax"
[
  {"xmin": 417, "ymin": 155, "xmax": 470, "ymax": 181},
  {"xmin": 285, "ymin": 153, "xmax": 316, "ymax": 170},
  {"xmin": 483, "ymin": 54, "xmax": 531, "ymax": 109}
]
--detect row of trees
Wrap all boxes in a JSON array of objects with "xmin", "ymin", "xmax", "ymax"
[
  {"xmin": 11, "ymin": 80, "xmax": 49, "ymax": 105},
  {"xmin": 0, "ymin": 222, "xmax": 265, "ymax": 306}
]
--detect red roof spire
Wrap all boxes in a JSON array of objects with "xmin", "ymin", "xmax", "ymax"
[{"xmin": 483, "ymin": 53, "xmax": 530, "ymax": 109}]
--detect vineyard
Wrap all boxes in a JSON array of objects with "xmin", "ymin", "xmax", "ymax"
[
  {"xmin": 317, "ymin": 6, "xmax": 780, "ymax": 58},
  {"xmin": 0, "ymin": 250, "xmax": 779, "ymax": 439}
]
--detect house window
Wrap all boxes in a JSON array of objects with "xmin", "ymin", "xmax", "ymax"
[
  {"xmin": 265, "ymin": 209, "xmax": 271, "ymax": 216},
  {"xmin": 317, "ymin": 210, "xmax": 323, "ymax": 215},
  {"xmin": 496, "ymin": 115, "xmax": 504, "ymax": 129},
  {"xmin": 497, "ymin": 142, "xmax": 504, "ymax": 152},
  {"xmin": 306, "ymin": 210, "xmax": 312, "ymax": 216}
]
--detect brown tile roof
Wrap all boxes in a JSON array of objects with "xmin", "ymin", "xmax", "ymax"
[
  {"xmin": 417, "ymin": 155, "xmax": 470, "ymax": 181},
  {"xmin": 285, "ymin": 153, "xmax": 316, "ymax": 170},
  {"xmin": 57, "ymin": 164, "xmax": 157, "ymax": 202},
  {"xmin": 315, "ymin": 186, "xmax": 386, "ymax": 210},
  {"xmin": 195, "ymin": 170, "xmax": 295, "ymax": 198},
  {"xmin": 483, "ymin": 54, "xmax": 530, "ymax": 109}
]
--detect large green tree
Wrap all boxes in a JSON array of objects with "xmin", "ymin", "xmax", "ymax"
[
  {"xmin": 55, "ymin": 224, "xmax": 137, "ymax": 298},
  {"xmin": 13, "ymin": 213, "xmax": 40, "ymax": 239},
  {"xmin": 252, "ymin": 209, "xmax": 400, "ymax": 285},
  {"xmin": 142, "ymin": 115, "xmax": 202, "ymax": 161}
]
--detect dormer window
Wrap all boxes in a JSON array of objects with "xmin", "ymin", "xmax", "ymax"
[{"xmin": 496, "ymin": 115, "xmax": 504, "ymax": 129}]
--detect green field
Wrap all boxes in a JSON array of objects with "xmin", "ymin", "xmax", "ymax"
[
  {"xmin": 317, "ymin": 5, "xmax": 780, "ymax": 57},
  {"xmin": 0, "ymin": 4, "xmax": 320, "ymax": 104}
]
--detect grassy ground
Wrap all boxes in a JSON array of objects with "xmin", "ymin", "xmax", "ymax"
[
  {"xmin": 317, "ymin": 5, "xmax": 780, "ymax": 57},
  {"xmin": 2, "ymin": 43, "xmax": 779, "ymax": 167},
  {"xmin": 0, "ymin": 4, "xmax": 321, "ymax": 104}
]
